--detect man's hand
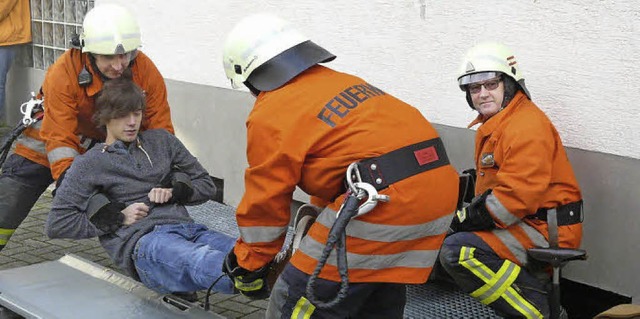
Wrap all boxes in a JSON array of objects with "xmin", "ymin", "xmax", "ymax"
[
  {"xmin": 222, "ymin": 250, "xmax": 271, "ymax": 299},
  {"xmin": 121, "ymin": 203, "xmax": 149, "ymax": 226},
  {"xmin": 449, "ymin": 190, "xmax": 495, "ymax": 233},
  {"xmin": 148, "ymin": 187, "xmax": 173, "ymax": 204}
]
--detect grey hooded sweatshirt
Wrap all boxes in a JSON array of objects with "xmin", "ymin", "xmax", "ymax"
[{"xmin": 46, "ymin": 129, "xmax": 215, "ymax": 278}]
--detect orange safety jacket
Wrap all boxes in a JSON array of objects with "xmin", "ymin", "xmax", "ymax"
[
  {"xmin": 14, "ymin": 49, "xmax": 174, "ymax": 179},
  {"xmin": 468, "ymin": 91, "xmax": 582, "ymax": 265},
  {"xmin": 0, "ymin": 0, "xmax": 31, "ymax": 46},
  {"xmin": 234, "ymin": 65, "xmax": 459, "ymax": 284}
]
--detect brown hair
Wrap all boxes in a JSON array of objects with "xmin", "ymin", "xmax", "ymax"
[{"xmin": 93, "ymin": 77, "xmax": 146, "ymax": 127}]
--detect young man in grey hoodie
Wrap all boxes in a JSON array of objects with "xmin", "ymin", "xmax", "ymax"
[{"xmin": 46, "ymin": 77, "xmax": 236, "ymax": 295}]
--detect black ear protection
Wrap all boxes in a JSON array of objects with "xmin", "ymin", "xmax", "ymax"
[{"xmin": 70, "ymin": 33, "xmax": 92, "ymax": 87}]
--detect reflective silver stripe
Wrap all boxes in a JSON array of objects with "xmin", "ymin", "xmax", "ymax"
[
  {"xmin": 504, "ymin": 288, "xmax": 544, "ymax": 318},
  {"xmin": 490, "ymin": 227, "xmax": 528, "ymax": 265},
  {"xmin": 474, "ymin": 261, "xmax": 518, "ymax": 303},
  {"xmin": 47, "ymin": 147, "xmax": 79, "ymax": 164},
  {"xmin": 15, "ymin": 135, "xmax": 46, "ymax": 154},
  {"xmin": 486, "ymin": 193, "xmax": 520, "ymax": 226},
  {"xmin": 84, "ymin": 32, "xmax": 142, "ymax": 44},
  {"xmin": 238, "ymin": 225, "xmax": 287, "ymax": 244},
  {"xmin": 316, "ymin": 208, "xmax": 453, "ymax": 242},
  {"xmin": 461, "ymin": 246, "xmax": 493, "ymax": 281},
  {"xmin": 298, "ymin": 236, "xmax": 439, "ymax": 270},
  {"xmin": 490, "ymin": 222, "xmax": 549, "ymax": 266},
  {"xmin": 519, "ymin": 222, "xmax": 549, "ymax": 248}
]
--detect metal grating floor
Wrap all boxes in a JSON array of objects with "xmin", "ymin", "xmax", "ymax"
[{"xmin": 187, "ymin": 201, "xmax": 502, "ymax": 319}]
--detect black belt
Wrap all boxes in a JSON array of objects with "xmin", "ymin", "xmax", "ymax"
[
  {"xmin": 354, "ymin": 138, "xmax": 450, "ymax": 191},
  {"xmin": 528, "ymin": 200, "xmax": 583, "ymax": 226}
]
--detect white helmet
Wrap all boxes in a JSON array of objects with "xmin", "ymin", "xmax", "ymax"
[
  {"xmin": 222, "ymin": 13, "xmax": 335, "ymax": 92},
  {"xmin": 457, "ymin": 42, "xmax": 530, "ymax": 99},
  {"xmin": 80, "ymin": 4, "xmax": 141, "ymax": 55}
]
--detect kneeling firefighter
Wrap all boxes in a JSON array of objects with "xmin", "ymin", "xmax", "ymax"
[
  {"xmin": 438, "ymin": 42, "xmax": 584, "ymax": 319},
  {"xmin": 0, "ymin": 3, "xmax": 173, "ymax": 252},
  {"xmin": 220, "ymin": 13, "xmax": 460, "ymax": 318}
]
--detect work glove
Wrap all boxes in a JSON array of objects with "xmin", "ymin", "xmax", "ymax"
[
  {"xmin": 170, "ymin": 171, "xmax": 194, "ymax": 204},
  {"xmin": 87, "ymin": 193, "xmax": 126, "ymax": 233},
  {"xmin": 222, "ymin": 250, "xmax": 271, "ymax": 300},
  {"xmin": 449, "ymin": 190, "xmax": 495, "ymax": 233}
]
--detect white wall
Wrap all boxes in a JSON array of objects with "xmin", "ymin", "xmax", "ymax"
[{"xmin": 101, "ymin": 0, "xmax": 640, "ymax": 159}]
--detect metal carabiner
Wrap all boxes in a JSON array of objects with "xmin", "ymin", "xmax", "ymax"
[
  {"xmin": 352, "ymin": 182, "xmax": 390, "ymax": 218},
  {"xmin": 345, "ymin": 162, "xmax": 363, "ymax": 195},
  {"xmin": 20, "ymin": 93, "xmax": 44, "ymax": 127}
]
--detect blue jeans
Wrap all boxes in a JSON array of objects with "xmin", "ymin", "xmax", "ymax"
[
  {"xmin": 0, "ymin": 45, "xmax": 17, "ymax": 123},
  {"xmin": 133, "ymin": 223, "xmax": 237, "ymax": 294}
]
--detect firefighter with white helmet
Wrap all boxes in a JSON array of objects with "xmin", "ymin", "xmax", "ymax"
[
  {"xmin": 221, "ymin": 13, "xmax": 459, "ymax": 318},
  {"xmin": 0, "ymin": 3, "xmax": 173, "ymax": 254},
  {"xmin": 438, "ymin": 42, "xmax": 583, "ymax": 318}
]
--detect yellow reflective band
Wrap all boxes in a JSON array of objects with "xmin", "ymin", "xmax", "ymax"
[
  {"xmin": 234, "ymin": 277, "xmax": 264, "ymax": 292},
  {"xmin": 459, "ymin": 246, "xmax": 494, "ymax": 282},
  {"xmin": 291, "ymin": 296, "xmax": 315, "ymax": 319},
  {"xmin": 459, "ymin": 246, "xmax": 543, "ymax": 318},
  {"xmin": 473, "ymin": 260, "xmax": 520, "ymax": 305},
  {"xmin": 503, "ymin": 287, "xmax": 544, "ymax": 319},
  {"xmin": 0, "ymin": 229, "xmax": 15, "ymax": 245},
  {"xmin": 0, "ymin": 229, "xmax": 15, "ymax": 235}
]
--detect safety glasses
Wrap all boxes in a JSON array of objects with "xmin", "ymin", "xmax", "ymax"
[{"xmin": 468, "ymin": 77, "xmax": 502, "ymax": 94}]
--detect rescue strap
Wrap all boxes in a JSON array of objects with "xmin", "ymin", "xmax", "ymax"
[
  {"xmin": 305, "ymin": 190, "xmax": 361, "ymax": 309},
  {"xmin": 527, "ymin": 200, "xmax": 583, "ymax": 249},
  {"xmin": 355, "ymin": 138, "xmax": 450, "ymax": 191},
  {"xmin": 527, "ymin": 200, "xmax": 583, "ymax": 226}
]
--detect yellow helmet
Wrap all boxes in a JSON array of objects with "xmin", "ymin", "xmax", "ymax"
[
  {"xmin": 80, "ymin": 4, "xmax": 141, "ymax": 55},
  {"xmin": 222, "ymin": 13, "xmax": 335, "ymax": 92},
  {"xmin": 457, "ymin": 42, "xmax": 530, "ymax": 99}
]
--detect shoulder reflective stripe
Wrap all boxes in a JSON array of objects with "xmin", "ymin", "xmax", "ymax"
[
  {"xmin": 518, "ymin": 222, "xmax": 549, "ymax": 248},
  {"xmin": 460, "ymin": 247, "xmax": 543, "ymax": 318},
  {"xmin": 291, "ymin": 296, "xmax": 315, "ymax": 319},
  {"xmin": 0, "ymin": 228, "xmax": 16, "ymax": 246},
  {"xmin": 47, "ymin": 147, "xmax": 79, "ymax": 164},
  {"xmin": 299, "ymin": 236, "xmax": 439, "ymax": 269},
  {"xmin": 15, "ymin": 135, "xmax": 46, "ymax": 154},
  {"xmin": 486, "ymin": 194, "xmax": 521, "ymax": 226},
  {"xmin": 490, "ymin": 227, "xmax": 528, "ymax": 265},
  {"xmin": 316, "ymin": 208, "xmax": 453, "ymax": 242},
  {"xmin": 238, "ymin": 225, "xmax": 287, "ymax": 244}
]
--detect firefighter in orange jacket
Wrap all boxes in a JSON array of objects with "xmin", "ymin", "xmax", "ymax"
[
  {"xmin": 438, "ymin": 42, "xmax": 583, "ymax": 318},
  {"xmin": 220, "ymin": 14, "xmax": 459, "ymax": 318},
  {"xmin": 0, "ymin": 4, "xmax": 173, "ymax": 251}
]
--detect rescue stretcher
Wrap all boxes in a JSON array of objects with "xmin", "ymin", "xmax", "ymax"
[{"xmin": 0, "ymin": 200, "xmax": 501, "ymax": 318}]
